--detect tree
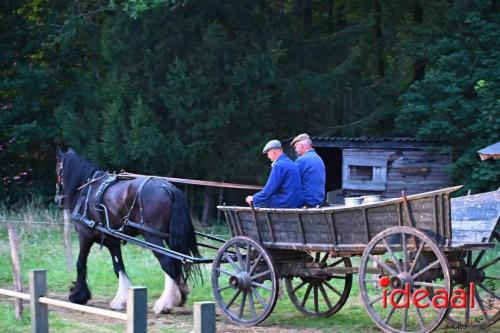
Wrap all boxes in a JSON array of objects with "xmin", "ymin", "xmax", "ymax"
[{"xmin": 396, "ymin": 1, "xmax": 500, "ymax": 192}]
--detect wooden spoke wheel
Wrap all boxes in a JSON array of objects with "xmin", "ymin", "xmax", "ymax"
[
  {"xmin": 211, "ymin": 236, "xmax": 279, "ymax": 326},
  {"xmin": 359, "ymin": 226, "xmax": 452, "ymax": 333},
  {"xmin": 285, "ymin": 254, "xmax": 352, "ymax": 317},
  {"xmin": 446, "ymin": 229, "xmax": 500, "ymax": 329}
]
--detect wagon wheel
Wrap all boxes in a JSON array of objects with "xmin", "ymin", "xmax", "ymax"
[
  {"xmin": 285, "ymin": 254, "xmax": 352, "ymax": 317},
  {"xmin": 446, "ymin": 229, "xmax": 500, "ymax": 329},
  {"xmin": 359, "ymin": 226, "xmax": 452, "ymax": 333},
  {"xmin": 211, "ymin": 236, "xmax": 279, "ymax": 326}
]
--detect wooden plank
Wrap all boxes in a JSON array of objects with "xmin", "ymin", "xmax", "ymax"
[
  {"xmin": 39, "ymin": 297, "xmax": 127, "ymax": 320},
  {"xmin": 324, "ymin": 213, "xmax": 338, "ymax": 246},
  {"xmin": 451, "ymin": 190, "xmax": 500, "ymax": 244},
  {"xmin": 0, "ymin": 289, "xmax": 30, "ymax": 300},
  {"xmin": 297, "ymin": 214, "xmax": 306, "ymax": 244},
  {"xmin": 265, "ymin": 213, "xmax": 276, "ymax": 243},
  {"xmin": 398, "ymin": 167, "xmax": 431, "ymax": 175},
  {"xmin": 249, "ymin": 208, "xmax": 262, "ymax": 242},
  {"xmin": 363, "ymin": 209, "xmax": 370, "ymax": 242}
]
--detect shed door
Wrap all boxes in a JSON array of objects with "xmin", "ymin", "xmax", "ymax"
[{"xmin": 315, "ymin": 147, "xmax": 342, "ymax": 192}]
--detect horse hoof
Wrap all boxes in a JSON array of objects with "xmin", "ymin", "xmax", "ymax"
[
  {"xmin": 110, "ymin": 300, "xmax": 126, "ymax": 310},
  {"xmin": 153, "ymin": 305, "xmax": 172, "ymax": 314},
  {"xmin": 69, "ymin": 287, "xmax": 91, "ymax": 305},
  {"xmin": 153, "ymin": 302, "xmax": 173, "ymax": 314}
]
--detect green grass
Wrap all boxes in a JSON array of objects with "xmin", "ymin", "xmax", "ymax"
[{"xmin": 0, "ymin": 204, "xmax": 498, "ymax": 332}]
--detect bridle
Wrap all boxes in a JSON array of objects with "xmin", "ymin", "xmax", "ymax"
[{"xmin": 55, "ymin": 160, "xmax": 65, "ymax": 207}]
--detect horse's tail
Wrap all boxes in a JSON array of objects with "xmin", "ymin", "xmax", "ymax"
[{"xmin": 168, "ymin": 186, "xmax": 201, "ymax": 281}]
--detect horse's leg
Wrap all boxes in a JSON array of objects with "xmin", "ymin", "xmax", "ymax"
[
  {"xmin": 69, "ymin": 232, "xmax": 93, "ymax": 304},
  {"xmin": 106, "ymin": 240, "xmax": 132, "ymax": 310},
  {"xmin": 143, "ymin": 234, "xmax": 183, "ymax": 314}
]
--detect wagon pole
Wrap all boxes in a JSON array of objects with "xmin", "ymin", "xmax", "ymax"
[{"xmin": 119, "ymin": 172, "xmax": 263, "ymax": 190}]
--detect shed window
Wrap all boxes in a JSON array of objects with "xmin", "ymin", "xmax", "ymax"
[
  {"xmin": 342, "ymin": 152, "xmax": 388, "ymax": 191},
  {"xmin": 349, "ymin": 165, "xmax": 373, "ymax": 181}
]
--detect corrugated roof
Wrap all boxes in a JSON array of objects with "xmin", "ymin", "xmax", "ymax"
[
  {"xmin": 311, "ymin": 136, "xmax": 420, "ymax": 142},
  {"xmin": 283, "ymin": 136, "xmax": 420, "ymax": 143},
  {"xmin": 282, "ymin": 136, "xmax": 442, "ymax": 150}
]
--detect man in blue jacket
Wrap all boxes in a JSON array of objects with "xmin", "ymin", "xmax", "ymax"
[
  {"xmin": 245, "ymin": 140, "xmax": 303, "ymax": 208},
  {"xmin": 291, "ymin": 133, "xmax": 326, "ymax": 207}
]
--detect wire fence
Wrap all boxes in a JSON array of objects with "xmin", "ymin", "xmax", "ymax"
[
  {"xmin": 0, "ymin": 220, "xmax": 64, "ymax": 225},
  {"xmin": 0, "ymin": 219, "xmax": 230, "ymax": 238}
]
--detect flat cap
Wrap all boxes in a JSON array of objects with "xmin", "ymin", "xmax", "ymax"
[
  {"xmin": 291, "ymin": 133, "xmax": 310, "ymax": 146},
  {"xmin": 262, "ymin": 139, "xmax": 282, "ymax": 153}
]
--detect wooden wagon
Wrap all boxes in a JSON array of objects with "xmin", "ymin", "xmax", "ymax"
[{"xmin": 212, "ymin": 186, "xmax": 499, "ymax": 333}]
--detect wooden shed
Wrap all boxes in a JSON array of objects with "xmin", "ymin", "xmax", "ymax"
[{"xmin": 283, "ymin": 136, "xmax": 452, "ymax": 203}]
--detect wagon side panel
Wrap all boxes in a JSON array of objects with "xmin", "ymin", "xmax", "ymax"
[{"xmin": 333, "ymin": 210, "xmax": 367, "ymax": 245}]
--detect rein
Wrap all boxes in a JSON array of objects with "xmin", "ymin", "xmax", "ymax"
[{"xmin": 77, "ymin": 173, "xmax": 108, "ymax": 191}]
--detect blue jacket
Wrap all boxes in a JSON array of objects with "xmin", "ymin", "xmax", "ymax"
[
  {"xmin": 253, "ymin": 154, "xmax": 303, "ymax": 208},
  {"xmin": 295, "ymin": 149, "xmax": 326, "ymax": 206}
]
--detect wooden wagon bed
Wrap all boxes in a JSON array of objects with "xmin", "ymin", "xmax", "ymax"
[
  {"xmin": 218, "ymin": 186, "xmax": 498, "ymax": 255},
  {"xmin": 214, "ymin": 186, "xmax": 499, "ymax": 331}
]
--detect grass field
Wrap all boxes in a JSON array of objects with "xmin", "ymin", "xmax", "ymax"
[{"xmin": 0, "ymin": 202, "xmax": 497, "ymax": 332}]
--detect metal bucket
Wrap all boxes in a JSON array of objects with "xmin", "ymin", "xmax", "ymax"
[
  {"xmin": 344, "ymin": 197, "xmax": 362, "ymax": 207},
  {"xmin": 362, "ymin": 195, "xmax": 382, "ymax": 204}
]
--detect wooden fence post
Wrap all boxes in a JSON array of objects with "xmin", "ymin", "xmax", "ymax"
[
  {"xmin": 8, "ymin": 224, "xmax": 23, "ymax": 319},
  {"xmin": 29, "ymin": 269, "xmax": 48, "ymax": 333},
  {"xmin": 193, "ymin": 301, "xmax": 215, "ymax": 333},
  {"xmin": 126, "ymin": 287, "xmax": 147, "ymax": 333}
]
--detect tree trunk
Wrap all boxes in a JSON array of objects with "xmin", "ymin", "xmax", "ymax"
[
  {"xmin": 201, "ymin": 187, "xmax": 214, "ymax": 227},
  {"xmin": 328, "ymin": 0, "xmax": 334, "ymax": 33},
  {"xmin": 412, "ymin": 1, "xmax": 425, "ymax": 81},
  {"xmin": 297, "ymin": 0, "xmax": 312, "ymax": 33},
  {"xmin": 303, "ymin": 0, "xmax": 312, "ymax": 28},
  {"xmin": 373, "ymin": 0, "xmax": 385, "ymax": 76}
]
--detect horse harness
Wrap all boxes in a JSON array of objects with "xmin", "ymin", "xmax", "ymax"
[{"xmin": 72, "ymin": 173, "xmax": 175, "ymax": 242}]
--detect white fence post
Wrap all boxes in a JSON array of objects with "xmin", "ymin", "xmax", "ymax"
[
  {"xmin": 127, "ymin": 286, "xmax": 147, "ymax": 333},
  {"xmin": 29, "ymin": 269, "xmax": 48, "ymax": 333},
  {"xmin": 193, "ymin": 301, "xmax": 215, "ymax": 333}
]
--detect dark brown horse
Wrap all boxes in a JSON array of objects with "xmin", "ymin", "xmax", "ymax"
[{"xmin": 55, "ymin": 147, "xmax": 199, "ymax": 313}]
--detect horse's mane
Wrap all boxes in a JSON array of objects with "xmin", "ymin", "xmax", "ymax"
[{"xmin": 62, "ymin": 152, "xmax": 99, "ymax": 197}]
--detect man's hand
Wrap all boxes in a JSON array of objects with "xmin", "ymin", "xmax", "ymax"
[{"xmin": 245, "ymin": 195, "xmax": 253, "ymax": 206}]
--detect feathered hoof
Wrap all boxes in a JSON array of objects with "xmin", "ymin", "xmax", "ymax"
[
  {"xmin": 153, "ymin": 301, "xmax": 173, "ymax": 314},
  {"xmin": 69, "ymin": 281, "xmax": 91, "ymax": 304},
  {"xmin": 110, "ymin": 298, "xmax": 126, "ymax": 310}
]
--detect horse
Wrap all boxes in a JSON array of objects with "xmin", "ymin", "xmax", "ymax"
[{"xmin": 55, "ymin": 147, "xmax": 200, "ymax": 314}]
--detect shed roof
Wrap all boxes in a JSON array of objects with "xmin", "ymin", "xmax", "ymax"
[
  {"xmin": 478, "ymin": 141, "xmax": 500, "ymax": 161},
  {"xmin": 283, "ymin": 136, "xmax": 441, "ymax": 149}
]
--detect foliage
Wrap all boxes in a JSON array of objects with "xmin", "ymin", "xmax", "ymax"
[
  {"xmin": 396, "ymin": 1, "xmax": 500, "ymax": 192},
  {"xmin": 1, "ymin": 0, "xmax": 498, "ymax": 206}
]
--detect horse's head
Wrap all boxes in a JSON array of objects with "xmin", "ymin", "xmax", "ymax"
[
  {"xmin": 55, "ymin": 147, "xmax": 67, "ymax": 208},
  {"xmin": 54, "ymin": 147, "xmax": 98, "ymax": 210}
]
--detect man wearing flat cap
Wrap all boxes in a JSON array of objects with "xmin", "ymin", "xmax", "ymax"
[
  {"xmin": 245, "ymin": 139, "xmax": 303, "ymax": 208},
  {"xmin": 291, "ymin": 133, "xmax": 326, "ymax": 207}
]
